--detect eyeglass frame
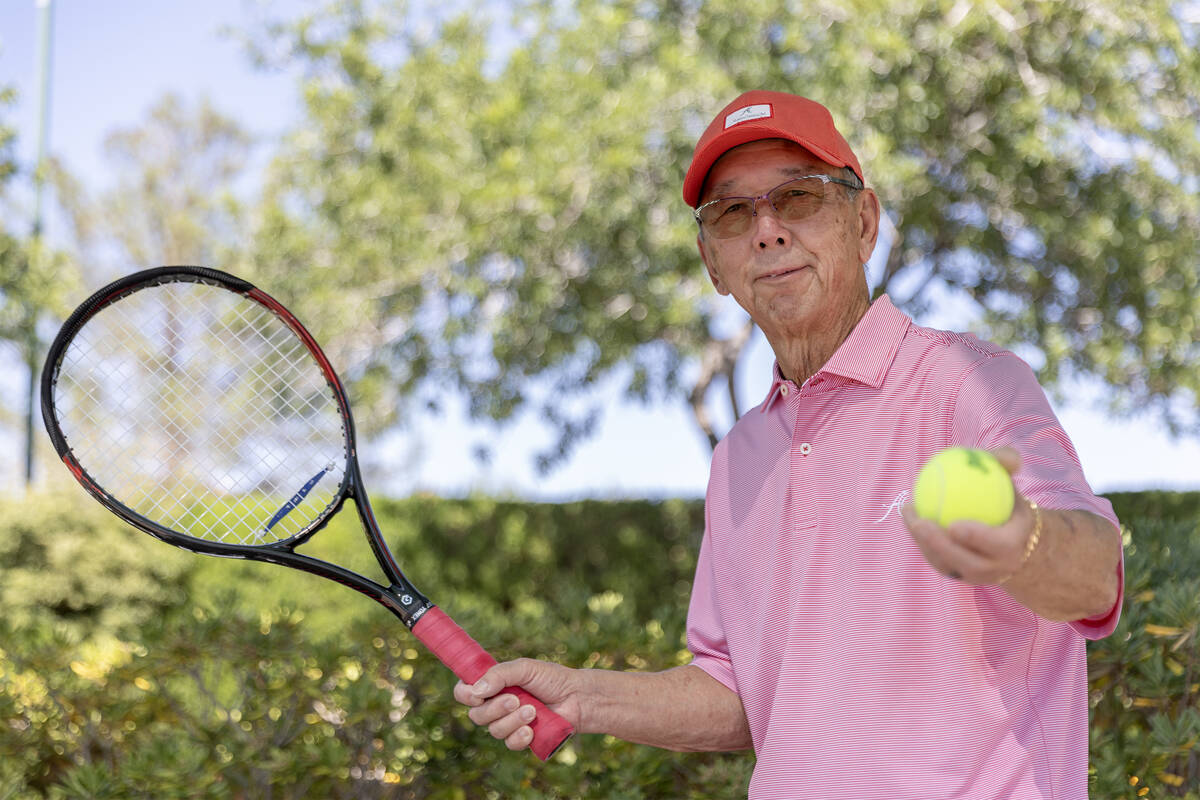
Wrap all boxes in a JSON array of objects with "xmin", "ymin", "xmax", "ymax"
[{"xmin": 692, "ymin": 173, "xmax": 864, "ymax": 238}]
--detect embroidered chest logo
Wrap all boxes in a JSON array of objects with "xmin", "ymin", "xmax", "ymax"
[{"xmin": 873, "ymin": 489, "xmax": 911, "ymax": 524}]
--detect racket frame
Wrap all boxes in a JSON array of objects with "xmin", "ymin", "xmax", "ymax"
[{"xmin": 39, "ymin": 265, "xmax": 434, "ymax": 625}]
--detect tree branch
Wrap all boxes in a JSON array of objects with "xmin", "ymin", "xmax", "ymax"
[{"xmin": 688, "ymin": 319, "xmax": 756, "ymax": 451}]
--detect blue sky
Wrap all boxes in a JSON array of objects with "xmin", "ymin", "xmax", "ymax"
[{"xmin": 2, "ymin": 0, "xmax": 1197, "ymax": 498}]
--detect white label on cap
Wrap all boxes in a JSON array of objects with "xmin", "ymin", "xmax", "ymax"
[{"xmin": 725, "ymin": 103, "xmax": 773, "ymax": 129}]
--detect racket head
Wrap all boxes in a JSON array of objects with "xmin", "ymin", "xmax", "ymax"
[{"xmin": 41, "ymin": 266, "xmax": 356, "ymax": 557}]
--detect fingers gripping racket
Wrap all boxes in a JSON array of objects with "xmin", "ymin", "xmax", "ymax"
[{"xmin": 40, "ymin": 266, "xmax": 573, "ymax": 760}]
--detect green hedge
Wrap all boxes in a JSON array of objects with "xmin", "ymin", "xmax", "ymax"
[
  {"xmin": 1, "ymin": 491, "xmax": 1196, "ymax": 798},
  {"xmin": 1089, "ymin": 492, "xmax": 1200, "ymax": 798},
  {"xmin": 0, "ymin": 489, "xmax": 191, "ymax": 641}
]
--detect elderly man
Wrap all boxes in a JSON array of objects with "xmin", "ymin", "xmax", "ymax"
[{"xmin": 455, "ymin": 90, "xmax": 1124, "ymax": 799}]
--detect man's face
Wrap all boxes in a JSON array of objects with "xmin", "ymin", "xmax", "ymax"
[{"xmin": 696, "ymin": 139, "xmax": 880, "ymax": 347}]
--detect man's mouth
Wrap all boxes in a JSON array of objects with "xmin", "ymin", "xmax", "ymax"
[{"xmin": 758, "ymin": 265, "xmax": 809, "ymax": 281}]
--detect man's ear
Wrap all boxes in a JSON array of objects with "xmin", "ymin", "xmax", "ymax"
[
  {"xmin": 856, "ymin": 188, "xmax": 882, "ymax": 266},
  {"xmin": 697, "ymin": 232, "xmax": 730, "ymax": 296}
]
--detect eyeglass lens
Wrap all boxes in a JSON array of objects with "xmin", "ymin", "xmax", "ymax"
[{"xmin": 699, "ymin": 177, "xmax": 829, "ymax": 239}]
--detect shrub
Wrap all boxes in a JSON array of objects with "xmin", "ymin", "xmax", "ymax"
[
  {"xmin": 1087, "ymin": 492, "xmax": 1200, "ymax": 799},
  {"xmin": 1, "ymin": 492, "xmax": 1195, "ymax": 797},
  {"xmin": 0, "ymin": 489, "xmax": 192, "ymax": 641}
]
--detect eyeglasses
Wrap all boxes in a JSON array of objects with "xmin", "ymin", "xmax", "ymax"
[{"xmin": 693, "ymin": 174, "xmax": 862, "ymax": 239}]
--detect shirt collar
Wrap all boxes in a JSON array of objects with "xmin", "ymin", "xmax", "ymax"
[{"xmin": 762, "ymin": 294, "xmax": 911, "ymax": 411}]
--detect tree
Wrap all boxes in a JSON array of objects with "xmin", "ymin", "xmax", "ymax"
[
  {"xmin": 250, "ymin": 0, "xmax": 1199, "ymax": 469},
  {"xmin": 0, "ymin": 80, "xmax": 72, "ymax": 487},
  {"xmin": 4, "ymin": 94, "xmax": 251, "ymax": 488},
  {"xmin": 0, "ymin": 83, "xmax": 14, "ymax": 188},
  {"xmin": 0, "ymin": 82, "xmax": 24, "ymax": 442},
  {"xmin": 0, "ymin": 232, "xmax": 68, "ymax": 474},
  {"xmin": 0, "ymin": 85, "xmax": 25, "ymax": 330},
  {"xmin": 54, "ymin": 93, "xmax": 254, "ymax": 274}
]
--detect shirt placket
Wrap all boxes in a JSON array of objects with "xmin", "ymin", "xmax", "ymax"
[{"xmin": 782, "ymin": 379, "xmax": 819, "ymax": 528}]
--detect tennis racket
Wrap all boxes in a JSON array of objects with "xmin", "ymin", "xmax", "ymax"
[{"xmin": 40, "ymin": 265, "xmax": 573, "ymax": 761}]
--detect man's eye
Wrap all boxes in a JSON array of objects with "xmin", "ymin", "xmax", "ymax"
[{"xmin": 720, "ymin": 201, "xmax": 748, "ymax": 217}]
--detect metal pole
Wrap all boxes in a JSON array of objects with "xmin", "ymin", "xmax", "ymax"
[
  {"xmin": 32, "ymin": 0, "xmax": 53, "ymax": 235},
  {"xmin": 25, "ymin": 0, "xmax": 54, "ymax": 485}
]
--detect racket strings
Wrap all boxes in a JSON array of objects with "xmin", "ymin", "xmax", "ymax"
[{"xmin": 53, "ymin": 281, "xmax": 348, "ymax": 546}]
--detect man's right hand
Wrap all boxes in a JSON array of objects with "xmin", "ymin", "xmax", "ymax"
[
  {"xmin": 454, "ymin": 660, "xmax": 752, "ymax": 754},
  {"xmin": 453, "ymin": 658, "xmax": 583, "ymax": 752}
]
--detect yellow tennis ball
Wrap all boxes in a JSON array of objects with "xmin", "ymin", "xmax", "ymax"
[{"xmin": 913, "ymin": 447, "xmax": 1014, "ymax": 528}]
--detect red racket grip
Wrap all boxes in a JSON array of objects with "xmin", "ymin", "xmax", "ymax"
[{"xmin": 410, "ymin": 606, "xmax": 574, "ymax": 761}]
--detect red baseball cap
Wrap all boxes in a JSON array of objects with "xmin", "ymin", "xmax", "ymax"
[{"xmin": 682, "ymin": 90, "xmax": 864, "ymax": 207}]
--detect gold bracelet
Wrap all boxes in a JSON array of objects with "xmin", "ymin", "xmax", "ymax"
[
  {"xmin": 1020, "ymin": 501, "xmax": 1043, "ymax": 563},
  {"xmin": 998, "ymin": 501, "xmax": 1042, "ymax": 585}
]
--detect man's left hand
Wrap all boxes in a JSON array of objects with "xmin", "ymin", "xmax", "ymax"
[{"xmin": 901, "ymin": 447, "xmax": 1031, "ymax": 585}]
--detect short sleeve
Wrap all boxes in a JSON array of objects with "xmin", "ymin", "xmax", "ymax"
[
  {"xmin": 685, "ymin": 510, "xmax": 740, "ymax": 693},
  {"xmin": 952, "ymin": 351, "xmax": 1124, "ymax": 637}
]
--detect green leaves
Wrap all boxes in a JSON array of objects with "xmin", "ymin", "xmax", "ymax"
[
  {"xmin": 250, "ymin": 3, "xmax": 723, "ymax": 462},
  {"xmin": 77, "ymin": 94, "xmax": 253, "ymax": 270},
  {"xmin": 0, "ymin": 493, "xmax": 744, "ymax": 798},
  {"xmin": 0, "ymin": 491, "xmax": 191, "ymax": 641},
  {"xmin": 1087, "ymin": 492, "xmax": 1200, "ymax": 797},
  {"xmin": 2, "ymin": 490, "xmax": 1197, "ymax": 796},
  {"xmin": 0, "ymin": 83, "xmax": 15, "ymax": 187},
  {"xmin": 241, "ymin": 0, "xmax": 1200, "ymax": 468}
]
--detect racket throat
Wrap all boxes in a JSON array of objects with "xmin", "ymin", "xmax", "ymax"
[
  {"xmin": 346, "ymin": 472, "xmax": 433, "ymax": 627},
  {"xmin": 386, "ymin": 586, "xmax": 434, "ymax": 628}
]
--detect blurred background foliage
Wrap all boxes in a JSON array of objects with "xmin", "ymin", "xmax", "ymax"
[
  {"xmin": 5, "ymin": 0, "xmax": 1194, "ymax": 472},
  {"xmin": 0, "ymin": 490, "xmax": 190, "ymax": 640},
  {"xmin": 0, "ymin": 490, "xmax": 1196, "ymax": 798},
  {"xmin": 238, "ymin": 0, "xmax": 1200, "ymax": 461}
]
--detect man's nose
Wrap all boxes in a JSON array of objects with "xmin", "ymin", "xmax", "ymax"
[{"xmin": 752, "ymin": 200, "xmax": 791, "ymax": 249}]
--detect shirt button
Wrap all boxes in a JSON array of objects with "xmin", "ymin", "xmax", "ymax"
[
  {"xmin": 799, "ymin": 442, "xmax": 812, "ymax": 456},
  {"xmin": 781, "ymin": 385, "xmax": 791, "ymax": 397}
]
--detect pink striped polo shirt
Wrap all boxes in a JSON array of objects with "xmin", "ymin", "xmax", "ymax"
[{"xmin": 687, "ymin": 295, "xmax": 1123, "ymax": 800}]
